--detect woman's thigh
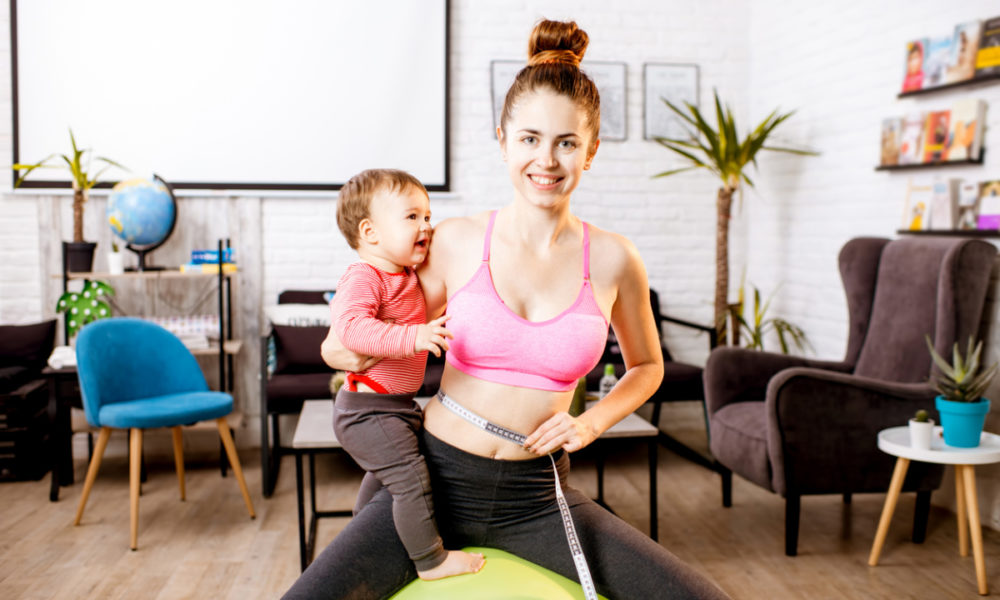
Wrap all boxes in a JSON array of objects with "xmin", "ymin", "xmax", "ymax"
[
  {"xmin": 281, "ymin": 487, "xmax": 416, "ymax": 600},
  {"xmin": 492, "ymin": 488, "xmax": 729, "ymax": 600}
]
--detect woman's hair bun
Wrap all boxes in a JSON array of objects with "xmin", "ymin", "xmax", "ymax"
[{"xmin": 526, "ymin": 20, "xmax": 588, "ymax": 68}]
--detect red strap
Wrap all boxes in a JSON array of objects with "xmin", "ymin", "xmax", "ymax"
[{"xmin": 345, "ymin": 373, "xmax": 390, "ymax": 394}]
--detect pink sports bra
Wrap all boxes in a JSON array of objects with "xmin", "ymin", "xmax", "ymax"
[{"xmin": 445, "ymin": 211, "xmax": 609, "ymax": 392}]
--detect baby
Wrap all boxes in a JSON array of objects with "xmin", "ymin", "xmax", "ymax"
[{"xmin": 327, "ymin": 168, "xmax": 484, "ymax": 580}]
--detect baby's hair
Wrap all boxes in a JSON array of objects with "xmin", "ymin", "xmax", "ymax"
[
  {"xmin": 337, "ymin": 169, "xmax": 427, "ymax": 249},
  {"xmin": 499, "ymin": 19, "xmax": 601, "ymax": 143}
]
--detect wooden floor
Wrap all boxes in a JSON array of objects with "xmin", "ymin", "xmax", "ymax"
[{"xmin": 0, "ymin": 407, "xmax": 997, "ymax": 599}]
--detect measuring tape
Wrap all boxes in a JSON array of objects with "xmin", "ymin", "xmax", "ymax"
[{"xmin": 437, "ymin": 391, "xmax": 598, "ymax": 600}]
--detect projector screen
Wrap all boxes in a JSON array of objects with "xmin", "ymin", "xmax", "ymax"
[{"xmin": 11, "ymin": 0, "xmax": 450, "ymax": 191}]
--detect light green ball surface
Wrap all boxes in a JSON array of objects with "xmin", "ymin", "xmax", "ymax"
[{"xmin": 389, "ymin": 547, "xmax": 607, "ymax": 600}]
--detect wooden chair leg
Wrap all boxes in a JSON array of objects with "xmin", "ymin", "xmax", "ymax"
[
  {"xmin": 171, "ymin": 426, "xmax": 186, "ymax": 501},
  {"xmin": 129, "ymin": 428, "xmax": 143, "ymax": 550},
  {"xmin": 74, "ymin": 427, "xmax": 112, "ymax": 526},
  {"xmin": 785, "ymin": 494, "xmax": 801, "ymax": 557},
  {"xmin": 217, "ymin": 418, "xmax": 256, "ymax": 518}
]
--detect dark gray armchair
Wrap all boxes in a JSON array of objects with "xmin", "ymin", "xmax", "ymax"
[{"xmin": 704, "ymin": 236, "xmax": 997, "ymax": 556}]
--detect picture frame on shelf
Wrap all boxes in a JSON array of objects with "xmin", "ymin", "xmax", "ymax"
[
  {"xmin": 643, "ymin": 63, "xmax": 699, "ymax": 141},
  {"xmin": 489, "ymin": 59, "xmax": 628, "ymax": 141}
]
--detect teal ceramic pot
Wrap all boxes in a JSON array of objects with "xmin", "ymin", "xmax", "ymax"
[{"xmin": 935, "ymin": 396, "xmax": 991, "ymax": 448}]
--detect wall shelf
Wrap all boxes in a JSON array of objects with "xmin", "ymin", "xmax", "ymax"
[
  {"xmin": 876, "ymin": 149, "xmax": 985, "ymax": 171},
  {"xmin": 897, "ymin": 73, "xmax": 1000, "ymax": 98},
  {"xmin": 896, "ymin": 229, "xmax": 1000, "ymax": 238}
]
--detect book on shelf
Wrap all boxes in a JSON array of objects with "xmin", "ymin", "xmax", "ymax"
[
  {"xmin": 944, "ymin": 98, "xmax": 986, "ymax": 162},
  {"xmin": 957, "ymin": 181, "xmax": 981, "ymax": 230},
  {"xmin": 898, "ymin": 113, "xmax": 925, "ymax": 165},
  {"xmin": 902, "ymin": 180, "xmax": 933, "ymax": 231},
  {"xmin": 945, "ymin": 20, "xmax": 982, "ymax": 83},
  {"xmin": 902, "ymin": 39, "xmax": 929, "ymax": 92},
  {"xmin": 921, "ymin": 110, "xmax": 950, "ymax": 163},
  {"xmin": 880, "ymin": 117, "xmax": 902, "ymax": 166},
  {"xmin": 978, "ymin": 181, "xmax": 1000, "ymax": 230},
  {"xmin": 179, "ymin": 262, "xmax": 238, "ymax": 274},
  {"xmin": 923, "ymin": 36, "xmax": 953, "ymax": 88},
  {"xmin": 975, "ymin": 16, "xmax": 1000, "ymax": 78},
  {"xmin": 927, "ymin": 178, "xmax": 960, "ymax": 230}
]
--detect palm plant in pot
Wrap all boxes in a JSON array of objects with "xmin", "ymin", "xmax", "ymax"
[
  {"xmin": 653, "ymin": 90, "xmax": 817, "ymax": 343},
  {"xmin": 12, "ymin": 129, "xmax": 126, "ymax": 272},
  {"xmin": 926, "ymin": 336, "xmax": 998, "ymax": 448}
]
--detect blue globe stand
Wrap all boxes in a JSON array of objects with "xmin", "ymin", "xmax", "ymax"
[{"xmin": 119, "ymin": 173, "xmax": 177, "ymax": 272}]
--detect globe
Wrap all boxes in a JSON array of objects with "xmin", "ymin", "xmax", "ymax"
[{"xmin": 106, "ymin": 175, "xmax": 177, "ymax": 270}]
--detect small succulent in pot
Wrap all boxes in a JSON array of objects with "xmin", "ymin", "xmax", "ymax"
[
  {"xmin": 925, "ymin": 335, "xmax": 997, "ymax": 403},
  {"xmin": 913, "ymin": 409, "xmax": 929, "ymax": 423}
]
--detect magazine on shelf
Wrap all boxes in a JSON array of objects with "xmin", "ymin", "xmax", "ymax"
[
  {"xmin": 922, "ymin": 111, "xmax": 950, "ymax": 163},
  {"xmin": 880, "ymin": 118, "xmax": 902, "ymax": 166},
  {"xmin": 945, "ymin": 98, "xmax": 986, "ymax": 161},
  {"xmin": 923, "ymin": 37, "xmax": 953, "ymax": 88},
  {"xmin": 902, "ymin": 39, "xmax": 929, "ymax": 92},
  {"xmin": 978, "ymin": 181, "xmax": 1000, "ymax": 230},
  {"xmin": 958, "ymin": 181, "xmax": 981, "ymax": 230},
  {"xmin": 898, "ymin": 113, "xmax": 925, "ymax": 164},
  {"xmin": 928, "ymin": 178, "xmax": 960, "ymax": 230},
  {"xmin": 902, "ymin": 180, "xmax": 933, "ymax": 231},
  {"xmin": 946, "ymin": 20, "xmax": 982, "ymax": 83},
  {"xmin": 975, "ymin": 16, "xmax": 1000, "ymax": 78}
]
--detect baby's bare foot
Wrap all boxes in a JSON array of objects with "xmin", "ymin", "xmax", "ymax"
[{"xmin": 417, "ymin": 550, "xmax": 486, "ymax": 581}]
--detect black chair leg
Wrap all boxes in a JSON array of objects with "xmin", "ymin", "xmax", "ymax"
[
  {"xmin": 720, "ymin": 465, "xmax": 732, "ymax": 507},
  {"xmin": 843, "ymin": 493, "xmax": 852, "ymax": 504},
  {"xmin": 261, "ymin": 409, "xmax": 273, "ymax": 497},
  {"xmin": 785, "ymin": 494, "xmax": 800, "ymax": 557},
  {"xmin": 219, "ymin": 427, "xmax": 232, "ymax": 477},
  {"xmin": 913, "ymin": 490, "xmax": 931, "ymax": 543}
]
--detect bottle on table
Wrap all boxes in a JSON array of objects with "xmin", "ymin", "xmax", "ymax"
[{"xmin": 598, "ymin": 363, "xmax": 618, "ymax": 398}]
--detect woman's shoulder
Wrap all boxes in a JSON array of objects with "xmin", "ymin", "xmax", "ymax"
[
  {"xmin": 584, "ymin": 222, "xmax": 645, "ymax": 281},
  {"xmin": 433, "ymin": 210, "xmax": 492, "ymax": 249}
]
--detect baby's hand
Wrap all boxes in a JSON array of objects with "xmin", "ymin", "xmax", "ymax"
[{"xmin": 414, "ymin": 315, "xmax": 453, "ymax": 357}]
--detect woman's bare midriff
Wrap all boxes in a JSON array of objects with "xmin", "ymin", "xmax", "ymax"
[{"xmin": 423, "ymin": 363, "xmax": 573, "ymax": 460}]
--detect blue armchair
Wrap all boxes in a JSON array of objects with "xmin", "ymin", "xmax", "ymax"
[{"xmin": 73, "ymin": 317, "xmax": 255, "ymax": 549}]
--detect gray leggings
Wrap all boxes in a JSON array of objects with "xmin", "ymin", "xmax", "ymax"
[
  {"xmin": 283, "ymin": 430, "xmax": 729, "ymax": 599},
  {"xmin": 332, "ymin": 388, "xmax": 446, "ymax": 571}
]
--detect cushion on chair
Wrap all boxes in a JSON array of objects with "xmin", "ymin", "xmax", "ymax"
[
  {"xmin": 266, "ymin": 372, "xmax": 335, "ymax": 409},
  {"xmin": 390, "ymin": 547, "xmax": 608, "ymax": 600},
  {"xmin": 98, "ymin": 391, "xmax": 233, "ymax": 429},
  {"xmin": 0, "ymin": 319, "xmax": 57, "ymax": 372},
  {"xmin": 709, "ymin": 402, "xmax": 772, "ymax": 491},
  {"xmin": 272, "ymin": 325, "xmax": 334, "ymax": 375}
]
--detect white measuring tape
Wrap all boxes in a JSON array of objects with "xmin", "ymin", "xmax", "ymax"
[{"xmin": 437, "ymin": 391, "xmax": 598, "ymax": 600}]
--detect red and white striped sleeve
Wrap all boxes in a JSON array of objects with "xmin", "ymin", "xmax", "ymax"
[{"xmin": 330, "ymin": 264, "xmax": 418, "ymax": 359}]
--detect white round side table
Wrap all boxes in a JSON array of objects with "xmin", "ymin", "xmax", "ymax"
[{"xmin": 868, "ymin": 426, "xmax": 1000, "ymax": 595}]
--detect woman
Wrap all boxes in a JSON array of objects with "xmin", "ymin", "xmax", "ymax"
[{"xmin": 285, "ymin": 19, "xmax": 729, "ymax": 600}]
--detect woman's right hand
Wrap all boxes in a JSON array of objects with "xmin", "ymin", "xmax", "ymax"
[{"xmin": 321, "ymin": 327, "xmax": 381, "ymax": 372}]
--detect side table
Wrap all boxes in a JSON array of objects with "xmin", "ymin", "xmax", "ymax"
[{"xmin": 868, "ymin": 426, "xmax": 1000, "ymax": 595}]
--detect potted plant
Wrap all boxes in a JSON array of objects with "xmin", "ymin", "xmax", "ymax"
[
  {"xmin": 908, "ymin": 409, "xmax": 935, "ymax": 450},
  {"xmin": 652, "ymin": 90, "xmax": 817, "ymax": 343},
  {"xmin": 107, "ymin": 239, "xmax": 124, "ymax": 275},
  {"xmin": 12, "ymin": 129, "xmax": 126, "ymax": 272},
  {"xmin": 726, "ymin": 273, "xmax": 809, "ymax": 353},
  {"xmin": 926, "ymin": 336, "xmax": 998, "ymax": 448},
  {"xmin": 55, "ymin": 280, "xmax": 115, "ymax": 340}
]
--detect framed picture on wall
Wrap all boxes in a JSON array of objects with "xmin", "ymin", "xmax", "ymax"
[
  {"xmin": 644, "ymin": 63, "xmax": 699, "ymax": 140},
  {"xmin": 582, "ymin": 61, "xmax": 627, "ymax": 141},
  {"xmin": 490, "ymin": 60, "xmax": 523, "ymax": 137},
  {"xmin": 490, "ymin": 59, "xmax": 628, "ymax": 141}
]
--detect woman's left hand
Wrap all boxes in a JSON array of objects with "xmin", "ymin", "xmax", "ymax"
[{"xmin": 524, "ymin": 412, "xmax": 597, "ymax": 455}]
